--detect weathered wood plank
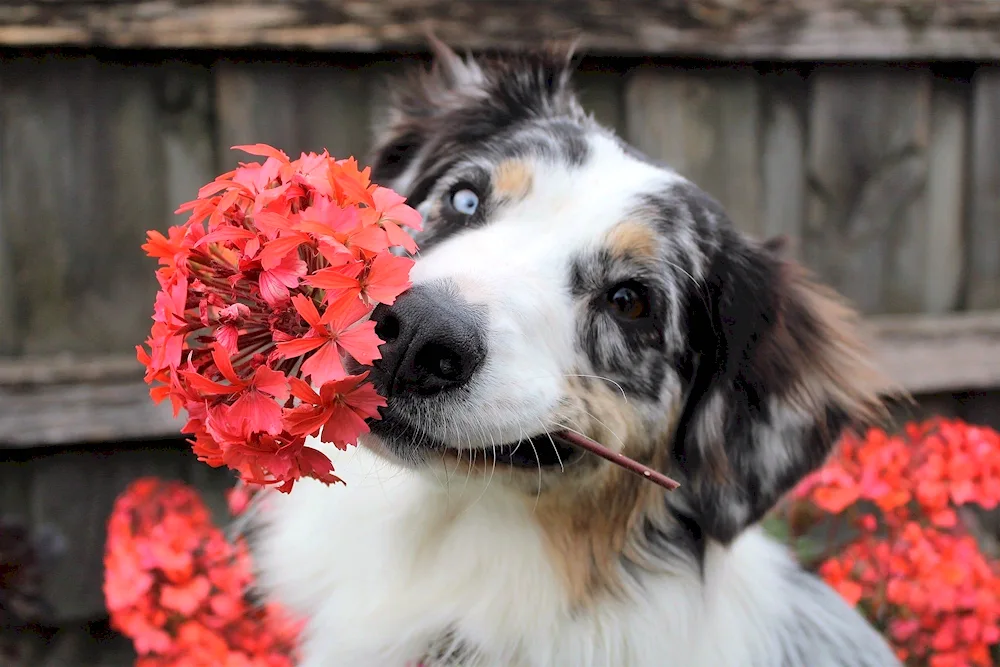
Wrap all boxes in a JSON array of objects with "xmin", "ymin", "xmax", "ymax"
[
  {"xmin": 922, "ymin": 74, "xmax": 968, "ymax": 314},
  {"xmin": 804, "ymin": 66, "xmax": 942, "ymax": 315},
  {"xmin": 215, "ymin": 58, "xmax": 375, "ymax": 171},
  {"xmin": 759, "ymin": 66, "xmax": 808, "ymax": 251},
  {"xmin": 967, "ymin": 67, "xmax": 1000, "ymax": 310},
  {"xmin": 0, "ymin": 56, "xmax": 214, "ymax": 358},
  {"xmin": 0, "ymin": 65, "xmax": 12, "ymax": 355},
  {"xmin": 865, "ymin": 310, "xmax": 1000, "ymax": 395},
  {"xmin": 0, "ymin": 377, "xmax": 183, "ymax": 447},
  {"xmin": 0, "ymin": 445, "xmax": 233, "ymax": 623},
  {"xmin": 624, "ymin": 65, "xmax": 764, "ymax": 237},
  {"xmin": 1, "ymin": 1, "xmax": 1000, "ymax": 59}
]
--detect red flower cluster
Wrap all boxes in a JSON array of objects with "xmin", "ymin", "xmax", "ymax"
[
  {"xmin": 790, "ymin": 419, "xmax": 1000, "ymax": 666},
  {"xmin": 104, "ymin": 477, "xmax": 303, "ymax": 666},
  {"xmin": 137, "ymin": 145, "xmax": 421, "ymax": 492}
]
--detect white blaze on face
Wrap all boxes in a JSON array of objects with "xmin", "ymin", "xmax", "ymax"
[{"xmin": 405, "ymin": 133, "xmax": 678, "ymax": 448}]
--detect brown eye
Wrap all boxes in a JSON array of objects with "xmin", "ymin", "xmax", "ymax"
[{"xmin": 607, "ymin": 281, "xmax": 650, "ymax": 320}]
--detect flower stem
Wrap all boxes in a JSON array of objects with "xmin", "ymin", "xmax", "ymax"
[{"xmin": 554, "ymin": 431, "xmax": 680, "ymax": 491}]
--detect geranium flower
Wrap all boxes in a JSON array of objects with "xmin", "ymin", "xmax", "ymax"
[
  {"xmin": 136, "ymin": 145, "xmax": 422, "ymax": 493},
  {"xmin": 285, "ymin": 373, "xmax": 387, "ymax": 448},
  {"xmin": 785, "ymin": 419, "xmax": 1000, "ymax": 666},
  {"xmin": 275, "ymin": 292, "xmax": 382, "ymax": 385},
  {"xmin": 104, "ymin": 478, "xmax": 303, "ymax": 666}
]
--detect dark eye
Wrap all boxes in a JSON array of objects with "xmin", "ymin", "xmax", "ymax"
[
  {"xmin": 606, "ymin": 281, "xmax": 650, "ymax": 321},
  {"xmin": 449, "ymin": 186, "xmax": 480, "ymax": 216}
]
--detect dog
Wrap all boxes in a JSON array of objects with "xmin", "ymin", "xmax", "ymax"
[{"xmin": 250, "ymin": 42, "xmax": 904, "ymax": 667}]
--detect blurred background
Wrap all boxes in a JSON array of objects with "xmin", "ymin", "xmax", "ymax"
[{"xmin": 1, "ymin": 0, "xmax": 999, "ymax": 664}]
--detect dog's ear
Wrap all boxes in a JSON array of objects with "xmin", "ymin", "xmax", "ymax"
[
  {"xmin": 673, "ymin": 218, "xmax": 898, "ymax": 544},
  {"xmin": 368, "ymin": 38, "xmax": 485, "ymax": 193},
  {"xmin": 368, "ymin": 40, "xmax": 580, "ymax": 197}
]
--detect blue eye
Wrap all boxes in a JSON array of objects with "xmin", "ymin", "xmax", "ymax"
[{"xmin": 450, "ymin": 187, "xmax": 480, "ymax": 215}]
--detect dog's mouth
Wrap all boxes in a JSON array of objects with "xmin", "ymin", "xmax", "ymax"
[
  {"xmin": 465, "ymin": 432, "xmax": 583, "ymax": 468},
  {"xmin": 368, "ymin": 416, "xmax": 582, "ymax": 469},
  {"xmin": 368, "ymin": 416, "xmax": 681, "ymax": 490}
]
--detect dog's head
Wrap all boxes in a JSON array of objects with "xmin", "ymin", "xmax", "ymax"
[{"xmin": 362, "ymin": 42, "xmax": 894, "ymax": 562}]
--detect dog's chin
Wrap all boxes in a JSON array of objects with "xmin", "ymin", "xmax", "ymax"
[{"xmin": 366, "ymin": 414, "xmax": 584, "ymax": 471}]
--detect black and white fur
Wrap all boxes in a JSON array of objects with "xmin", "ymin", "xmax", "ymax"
[{"xmin": 252, "ymin": 43, "xmax": 903, "ymax": 667}]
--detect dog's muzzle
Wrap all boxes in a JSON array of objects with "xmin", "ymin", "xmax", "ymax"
[
  {"xmin": 364, "ymin": 285, "xmax": 584, "ymax": 471},
  {"xmin": 368, "ymin": 284, "xmax": 486, "ymax": 398}
]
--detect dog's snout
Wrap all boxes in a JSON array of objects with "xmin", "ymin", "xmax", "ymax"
[{"xmin": 371, "ymin": 286, "xmax": 486, "ymax": 396}]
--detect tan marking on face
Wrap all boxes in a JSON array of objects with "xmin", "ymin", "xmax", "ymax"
[
  {"xmin": 527, "ymin": 377, "xmax": 681, "ymax": 608},
  {"xmin": 493, "ymin": 159, "xmax": 533, "ymax": 200},
  {"xmin": 604, "ymin": 220, "xmax": 659, "ymax": 261}
]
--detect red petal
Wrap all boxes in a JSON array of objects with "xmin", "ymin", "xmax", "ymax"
[
  {"xmin": 373, "ymin": 187, "xmax": 423, "ymax": 231},
  {"xmin": 322, "ymin": 290, "xmax": 373, "ymax": 332},
  {"xmin": 319, "ymin": 405, "xmax": 370, "ymax": 448},
  {"xmin": 372, "ymin": 186, "xmax": 407, "ymax": 211},
  {"xmin": 336, "ymin": 320, "xmax": 383, "ymax": 366},
  {"xmin": 211, "ymin": 342, "xmax": 244, "ymax": 386},
  {"xmin": 290, "ymin": 294, "xmax": 323, "ymax": 329},
  {"xmin": 297, "ymin": 447, "xmax": 341, "ymax": 483},
  {"xmin": 259, "ymin": 234, "xmax": 308, "ymax": 271},
  {"xmin": 288, "ymin": 376, "xmax": 322, "ymax": 404},
  {"xmin": 229, "ymin": 390, "xmax": 284, "ymax": 435},
  {"xmin": 275, "ymin": 336, "xmax": 327, "ymax": 358},
  {"xmin": 197, "ymin": 226, "xmax": 256, "ymax": 247},
  {"xmin": 317, "ymin": 239, "xmax": 354, "ymax": 266},
  {"xmin": 254, "ymin": 181, "xmax": 293, "ymax": 211},
  {"xmin": 343, "ymin": 381, "xmax": 387, "ymax": 418},
  {"xmin": 210, "ymin": 188, "xmax": 244, "ymax": 227},
  {"xmin": 250, "ymin": 365, "xmax": 290, "ymax": 402},
  {"xmin": 259, "ymin": 270, "xmax": 291, "ymax": 307},
  {"xmin": 254, "ymin": 211, "xmax": 295, "ymax": 236},
  {"xmin": 266, "ymin": 254, "xmax": 307, "ymax": 287},
  {"xmin": 215, "ymin": 324, "xmax": 240, "ymax": 355},
  {"xmin": 306, "ymin": 262, "xmax": 364, "ymax": 291},
  {"xmin": 383, "ymin": 220, "xmax": 419, "ymax": 254},
  {"xmin": 364, "ymin": 253, "xmax": 414, "ymax": 305},
  {"xmin": 329, "ymin": 160, "xmax": 375, "ymax": 208},
  {"xmin": 348, "ymin": 224, "xmax": 390, "ymax": 254},
  {"xmin": 301, "ymin": 341, "xmax": 347, "ymax": 385},
  {"xmin": 812, "ymin": 486, "xmax": 860, "ymax": 514},
  {"xmin": 232, "ymin": 144, "xmax": 290, "ymax": 163},
  {"xmin": 181, "ymin": 371, "xmax": 237, "ymax": 396},
  {"xmin": 283, "ymin": 404, "xmax": 330, "ymax": 437},
  {"xmin": 136, "ymin": 344, "xmax": 152, "ymax": 368}
]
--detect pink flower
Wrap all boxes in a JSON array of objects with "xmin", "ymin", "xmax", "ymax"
[{"xmin": 137, "ymin": 144, "xmax": 420, "ymax": 492}]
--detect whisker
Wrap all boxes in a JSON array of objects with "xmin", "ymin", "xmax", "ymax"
[
  {"xmin": 564, "ymin": 407, "xmax": 627, "ymax": 452},
  {"xmin": 542, "ymin": 428, "xmax": 566, "ymax": 474},
  {"xmin": 562, "ymin": 373, "xmax": 629, "ymax": 403}
]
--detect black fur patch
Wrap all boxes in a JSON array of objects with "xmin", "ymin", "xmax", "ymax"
[
  {"xmin": 669, "ymin": 218, "xmax": 861, "ymax": 544},
  {"xmin": 369, "ymin": 47, "xmax": 587, "ymax": 209}
]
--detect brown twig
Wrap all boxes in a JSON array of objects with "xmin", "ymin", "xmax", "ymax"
[{"xmin": 555, "ymin": 431, "xmax": 681, "ymax": 491}]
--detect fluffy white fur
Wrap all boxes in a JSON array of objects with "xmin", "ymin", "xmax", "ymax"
[{"xmin": 254, "ymin": 445, "xmax": 894, "ymax": 667}]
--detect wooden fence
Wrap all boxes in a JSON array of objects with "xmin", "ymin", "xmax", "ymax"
[{"xmin": 2, "ymin": 1, "xmax": 1000, "ymax": 664}]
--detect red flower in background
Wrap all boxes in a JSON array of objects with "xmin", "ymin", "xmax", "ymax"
[
  {"xmin": 104, "ymin": 478, "xmax": 303, "ymax": 666},
  {"xmin": 786, "ymin": 419, "xmax": 1000, "ymax": 666},
  {"xmin": 136, "ymin": 145, "xmax": 421, "ymax": 493}
]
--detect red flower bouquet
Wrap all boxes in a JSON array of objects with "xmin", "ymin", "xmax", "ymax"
[
  {"xmin": 104, "ymin": 478, "xmax": 302, "ymax": 666},
  {"xmin": 137, "ymin": 145, "xmax": 421, "ymax": 493}
]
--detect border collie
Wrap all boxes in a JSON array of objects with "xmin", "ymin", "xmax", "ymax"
[{"xmin": 252, "ymin": 42, "xmax": 904, "ymax": 667}]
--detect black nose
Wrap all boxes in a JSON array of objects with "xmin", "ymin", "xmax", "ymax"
[{"xmin": 370, "ymin": 285, "xmax": 486, "ymax": 397}]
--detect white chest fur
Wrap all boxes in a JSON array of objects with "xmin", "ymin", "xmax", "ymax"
[{"xmin": 251, "ymin": 445, "xmax": 891, "ymax": 667}]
